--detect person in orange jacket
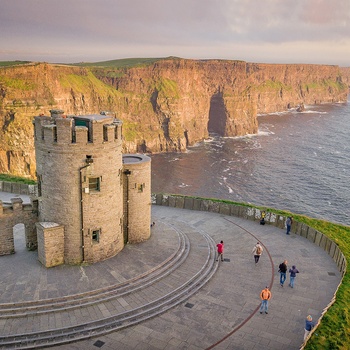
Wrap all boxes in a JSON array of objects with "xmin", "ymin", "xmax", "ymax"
[{"xmin": 259, "ymin": 286, "xmax": 272, "ymax": 314}]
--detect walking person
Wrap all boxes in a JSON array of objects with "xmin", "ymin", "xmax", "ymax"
[
  {"xmin": 286, "ymin": 216, "xmax": 293, "ymax": 235},
  {"xmin": 278, "ymin": 260, "xmax": 288, "ymax": 287},
  {"xmin": 252, "ymin": 242, "xmax": 263, "ymax": 264},
  {"xmin": 289, "ymin": 265, "xmax": 299, "ymax": 288},
  {"xmin": 260, "ymin": 211, "xmax": 266, "ymax": 225},
  {"xmin": 259, "ymin": 286, "xmax": 272, "ymax": 314},
  {"xmin": 216, "ymin": 240, "xmax": 224, "ymax": 262},
  {"xmin": 304, "ymin": 315, "xmax": 315, "ymax": 341}
]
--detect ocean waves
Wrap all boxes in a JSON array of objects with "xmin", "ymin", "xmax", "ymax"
[{"xmin": 151, "ymin": 101, "xmax": 350, "ymax": 226}]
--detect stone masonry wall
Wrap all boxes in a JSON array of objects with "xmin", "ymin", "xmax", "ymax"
[
  {"xmin": 0, "ymin": 198, "xmax": 38, "ymax": 255},
  {"xmin": 0, "ymin": 181, "xmax": 37, "ymax": 196},
  {"xmin": 34, "ymin": 113, "xmax": 124, "ymax": 265},
  {"xmin": 153, "ymin": 193, "xmax": 347, "ymax": 276},
  {"xmin": 36, "ymin": 222, "xmax": 64, "ymax": 268}
]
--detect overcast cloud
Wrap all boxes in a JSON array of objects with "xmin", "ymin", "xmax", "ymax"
[{"xmin": 0, "ymin": 0, "xmax": 349, "ymax": 66}]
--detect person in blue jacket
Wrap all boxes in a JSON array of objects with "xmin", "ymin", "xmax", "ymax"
[
  {"xmin": 289, "ymin": 265, "xmax": 299, "ymax": 288},
  {"xmin": 304, "ymin": 315, "xmax": 314, "ymax": 341}
]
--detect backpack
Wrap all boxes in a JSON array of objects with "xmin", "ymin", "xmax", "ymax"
[{"xmin": 256, "ymin": 245, "xmax": 262, "ymax": 255}]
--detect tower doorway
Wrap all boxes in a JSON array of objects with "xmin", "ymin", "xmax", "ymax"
[{"xmin": 13, "ymin": 223, "xmax": 26, "ymax": 253}]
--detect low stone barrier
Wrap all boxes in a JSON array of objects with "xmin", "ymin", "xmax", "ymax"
[
  {"xmin": 0, "ymin": 181, "xmax": 37, "ymax": 196},
  {"xmin": 1, "ymin": 186, "xmax": 346, "ymax": 276},
  {"xmin": 152, "ymin": 193, "xmax": 347, "ymax": 276}
]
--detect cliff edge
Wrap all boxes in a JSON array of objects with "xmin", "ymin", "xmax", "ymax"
[{"xmin": 0, "ymin": 58, "xmax": 348, "ymax": 178}]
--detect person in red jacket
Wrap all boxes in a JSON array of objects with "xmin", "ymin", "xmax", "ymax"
[{"xmin": 216, "ymin": 240, "xmax": 224, "ymax": 262}]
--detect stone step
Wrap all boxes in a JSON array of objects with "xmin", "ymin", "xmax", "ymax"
[
  {"xmin": 0, "ymin": 221, "xmax": 187, "ymax": 318},
  {"xmin": 0, "ymin": 220, "xmax": 218, "ymax": 349}
]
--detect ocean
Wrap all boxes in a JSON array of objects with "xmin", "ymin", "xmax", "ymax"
[{"xmin": 151, "ymin": 99, "xmax": 350, "ymax": 226}]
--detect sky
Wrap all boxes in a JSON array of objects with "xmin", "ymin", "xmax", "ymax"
[{"xmin": 0, "ymin": 0, "xmax": 349, "ymax": 66}]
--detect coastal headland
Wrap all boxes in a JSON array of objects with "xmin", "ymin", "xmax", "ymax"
[{"xmin": 0, "ymin": 58, "xmax": 349, "ymax": 178}]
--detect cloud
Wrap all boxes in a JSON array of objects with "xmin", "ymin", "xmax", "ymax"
[{"xmin": 0, "ymin": 0, "xmax": 349, "ymax": 65}]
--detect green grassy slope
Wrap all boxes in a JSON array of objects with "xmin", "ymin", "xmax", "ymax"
[{"xmin": 0, "ymin": 61, "xmax": 32, "ymax": 67}]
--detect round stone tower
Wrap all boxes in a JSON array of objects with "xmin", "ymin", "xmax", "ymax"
[
  {"xmin": 122, "ymin": 154, "xmax": 151, "ymax": 244},
  {"xmin": 34, "ymin": 110, "xmax": 124, "ymax": 264}
]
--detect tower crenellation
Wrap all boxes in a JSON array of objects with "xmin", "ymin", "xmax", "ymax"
[{"xmin": 34, "ymin": 110, "xmax": 123, "ymax": 147}]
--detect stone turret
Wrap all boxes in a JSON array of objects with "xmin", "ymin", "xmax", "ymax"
[
  {"xmin": 34, "ymin": 110, "xmax": 125, "ymax": 264},
  {"xmin": 122, "ymin": 154, "xmax": 151, "ymax": 243}
]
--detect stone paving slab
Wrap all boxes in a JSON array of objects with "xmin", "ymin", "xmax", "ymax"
[{"xmin": 0, "ymin": 196, "xmax": 342, "ymax": 349}]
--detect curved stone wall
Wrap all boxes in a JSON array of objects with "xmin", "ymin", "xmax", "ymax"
[
  {"xmin": 122, "ymin": 154, "xmax": 151, "ymax": 244},
  {"xmin": 152, "ymin": 193, "xmax": 347, "ymax": 275}
]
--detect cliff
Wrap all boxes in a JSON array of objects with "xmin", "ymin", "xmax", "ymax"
[
  {"xmin": 0, "ymin": 58, "xmax": 348, "ymax": 178},
  {"xmin": 340, "ymin": 67, "xmax": 350, "ymax": 87}
]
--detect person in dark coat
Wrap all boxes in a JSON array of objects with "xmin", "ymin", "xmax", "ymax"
[
  {"xmin": 286, "ymin": 216, "xmax": 293, "ymax": 234},
  {"xmin": 278, "ymin": 260, "xmax": 288, "ymax": 287},
  {"xmin": 289, "ymin": 265, "xmax": 299, "ymax": 288}
]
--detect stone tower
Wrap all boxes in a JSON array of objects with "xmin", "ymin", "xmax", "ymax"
[
  {"xmin": 34, "ymin": 110, "xmax": 125, "ymax": 265},
  {"xmin": 122, "ymin": 154, "xmax": 151, "ymax": 244}
]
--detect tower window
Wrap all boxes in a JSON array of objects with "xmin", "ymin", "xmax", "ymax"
[
  {"xmin": 89, "ymin": 177, "xmax": 100, "ymax": 191},
  {"xmin": 37, "ymin": 174, "xmax": 43, "ymax": 197},
  {"xmin": 138, "ymin": 183, "xmax": 145, "ymax": 192},
  {"xmin": 92, "ymin": 229, "xmax": 100, "ymax": 243}
]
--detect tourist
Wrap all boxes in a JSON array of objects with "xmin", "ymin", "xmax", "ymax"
[
  {"xmin": 259, "ymin": 286, "xmax": 272, "ymax": 314},
  {"xmin": 216, "ymin": 240, "xmax": 224, "ymax": 262},
  {"xmin": 289, "ymin": 265, "xmax": 299, "ymax": 288},
  {"xmin": 286, "ymin": 216, "xmax": 293, "ymax": 235},
  {"xmin": 278, "ymin": 260, "xmax": 288, "ymax": 287},
  {"xmin": 252, "ymin": 242, "xmax": 263, "ymax": 264},
  {"xmin": 260, "ymin": 211, "xmax": 266, "ymax": 225},
  {"xmin": 304, "ymin": 315, "xmax": 315, "ymax": 341}
]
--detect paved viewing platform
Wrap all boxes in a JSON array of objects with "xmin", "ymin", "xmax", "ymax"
[{"xmin": 0, "ymin": 192, "xmax": 342, "ymax": 350}]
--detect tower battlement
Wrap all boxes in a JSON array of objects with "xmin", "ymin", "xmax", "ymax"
[{"xmin": 33, "ymin": 110, "xmax": 123, "ymax": 146}]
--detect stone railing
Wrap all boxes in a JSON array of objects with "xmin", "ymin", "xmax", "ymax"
[
  {"xmin": 1, "ymin": 186, "xmax": 346, "ymax": 275},
  {"xmin": 0, "ymin": 181, "xmax": 37, "ymax": 197},
  {"xmin": 152, "ymin": 193, "xmax": 347, "ymax": 276}
]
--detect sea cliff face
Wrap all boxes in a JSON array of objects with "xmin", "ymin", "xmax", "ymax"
[{"xmin": 0, "ymin": 58, "xmax": 348, "ymax": 178}]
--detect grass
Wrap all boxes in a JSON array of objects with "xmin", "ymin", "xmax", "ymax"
[
  {"xmin": 0, "ymin": 174, "xmax": 36, "ymax": 184},
  {"xmin": 0, "ymin": 75, "xmax": 37, "ymax": 90},
  {"xmin": 59, "ymin": 70, "xmax": 118, "ymax": 94},
  {"xmin": 0, "ymin": 61, "xmax": 32, "ymax": 67},
  {"xmin": 122, "ymin": 121, "xmax": 144, "ymax": 141},
  {"xmin": 70, "ymin": 57, "xmax": 181, "ymax": 68},
  {"xmin": 155, "ymin": 78, "xmax": 179, "ymax": 98},
  {"xmin": 302, "ymin": 80, "xmax": 347, "ymax": 92}
]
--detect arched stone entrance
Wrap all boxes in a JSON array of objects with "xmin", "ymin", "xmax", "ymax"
[{"xmin": 13, "ymin": 223, "xmax": 26, "ymax": 253}]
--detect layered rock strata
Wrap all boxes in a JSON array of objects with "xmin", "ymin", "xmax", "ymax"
[{"xmin": 0, "ymin": 59, "xmax": 348, "ymax": 178}]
